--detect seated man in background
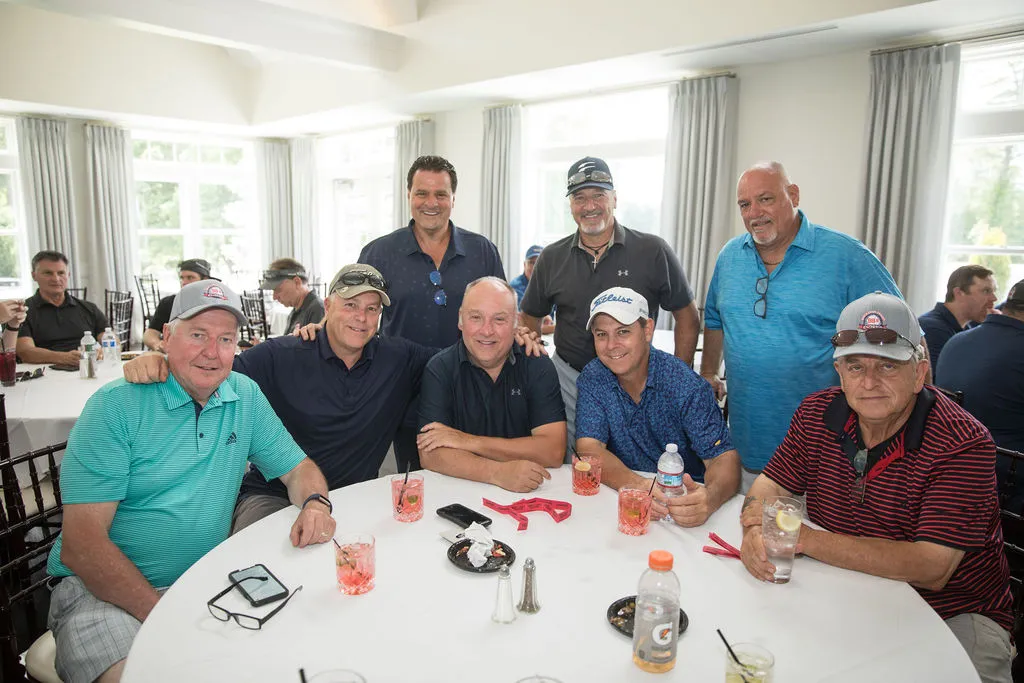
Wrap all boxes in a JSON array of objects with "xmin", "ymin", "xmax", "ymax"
[
  {"xmin": 260, "ymin": 257, "xmax": 325, "ymax": 334},
  {"xmin": 741, "ymin": 292, "xmax": 1012, "ymax": 683},
  {"xmin": 938, "ymin": 278, "xmax": 1024, "ymax": 512},
  {"xmin": 919, "ymin": 264, "xmax": 997, "ymax": 377},
  {"xmin": 510, "ymin": 244, "xmax": 554, "ymax": 335},
  {"xmin": 142, "ymin": 258, "xmax": 213, "ymax": 352},
  {"xmin": 418, "ymin": 277, "xmax": 566, "ymax": 492},
  {"xmin": 125, "ymin": 264, "xmax": 436, "ymax": 532},
  {"xmin": 575, "ymin": 287, "xmax": 739, "ymax": 527},
  {"xmin": 49, "ymin": 280, "xmax": 334, "ymax": 683},
  {"xmin": 18, "ymin": 250, "xmax": 107, "ymax": 365}
]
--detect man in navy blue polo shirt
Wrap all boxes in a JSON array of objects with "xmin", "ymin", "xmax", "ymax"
[
  {"xmin": 938, "ymin": 278, "xmax": 1024, "ymax": 512},
  {"xmin": 359, "ymin": 155, "xmax": 505, "ymax": 471},
  {"xmin": 124, "ymin": 264, "xmax": 438, "ymax": 531},
  {"xmin": 576, "ymin": 287, "xmax": 740, "ymax": 527},
  {"xmin": 417, "ymin": 277, "xmax": 566, "ymax": 493},
  {"xmin": 919, "ymin": 264, "xmax": 997, "ymax": 379}
]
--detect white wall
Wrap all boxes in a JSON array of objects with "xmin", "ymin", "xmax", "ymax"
[
  {"xmin": 432, "ymin": 106, "xmax": 485, "ymax": 233},
  {"xmin": 733, "ymin": 50, "xmax": 872, "ymax": 239}
]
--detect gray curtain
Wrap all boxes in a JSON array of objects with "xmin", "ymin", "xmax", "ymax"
[
  {"xmin": 84, "ymin": 124, "xmax": 136, "ymax": 293},
  {"xmin": 289, "ymin": 138, "xmax": 318, "ymax": 278},
  {"xmin": 256, "ymin": 139, "xmax": 293, "ymax": 261},
  {"xmin": 16, "ymin": 116, "xmax": 80, "ymax": 285},
  {"xmin": 660, "ymin": 76, "xmax": 738, "ymax": 320},
  {"xmin": 859, "ymin": 44, "xmax": 961, "ymax": 316},
  {"xmin": 480, "ymin": 105, "xmax": 522, "ymax": 272},
  {"xmin": 392, "ymin": 119, "xmax": 435, "ymax": 226}
]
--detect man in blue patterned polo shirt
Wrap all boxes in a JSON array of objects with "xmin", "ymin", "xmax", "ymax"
[{"xmin": 576, "ymin": 287, "xmax": 740, "ymax": 527}]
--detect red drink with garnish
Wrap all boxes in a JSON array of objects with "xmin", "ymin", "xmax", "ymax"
[
  {"xmin": 618, "ymin": 488, "xmax": 652, "ymax": 535},
  {"xmin": 572, "ymin": 455, "xmax": 602, "ymax": 496},
  {"xmin": 335, "ymin": 534, "xmax": 375, "ymax": 595},
  {"xmin": 391, "ymin": 473, "xmax": 424, "ymax": 522}
]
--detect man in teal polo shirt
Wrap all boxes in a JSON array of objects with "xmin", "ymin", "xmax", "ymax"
[
  {"xmin": 46, "ymin": 280, "xmax": 335, "ymax": 683},
  {"xmin": 700, "ymin": 161, "xmax": 903, "ymax": 491}
]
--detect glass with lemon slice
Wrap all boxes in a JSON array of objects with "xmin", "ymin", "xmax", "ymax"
[
  {"xmin": 571, "ymin": 455, "xmax": 602, "ymax": 495},
  {"xmin": 761, "ymin": 496, "xmax": 804, "ymax": 584}
]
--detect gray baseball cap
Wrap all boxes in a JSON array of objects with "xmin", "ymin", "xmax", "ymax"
[
  {"xmin": 169, "ymin": 280, "xmax": 246, "ymax": 325},
  {"xmin": 833, "ymin": 292, "xmax": 921, "ymax": 362}
]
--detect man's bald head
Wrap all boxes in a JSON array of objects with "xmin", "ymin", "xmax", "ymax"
[{"xmin": 736, "ymin": 161, "xmax": 801, "ymax": 249}]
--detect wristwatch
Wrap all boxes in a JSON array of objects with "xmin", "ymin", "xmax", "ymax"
[{"xmin": 301, "ymin": 492, "xmax": 332, "ymax": 514}]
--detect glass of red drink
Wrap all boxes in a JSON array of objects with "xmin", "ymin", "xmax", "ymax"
[
  {"xmin": 617, "ymin": 487, "xmax": 653, "ymax": 535},
  {"xmin": 334, "ymin": 534, "xmax": 375, "ymax": 595},
  {"xmin": 391, "ymin": 473, "xmax": 424, "ymax": 522},
  {"xmin": 0, "ymin": 350, "xmax": 16, "ymax": 387},
  {"xmin": 572, "ymin": 455, "xmax": 602, "ymax": 496}
]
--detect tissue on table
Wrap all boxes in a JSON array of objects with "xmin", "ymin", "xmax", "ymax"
[{"xmin": 462, "ymin": 522, "xmax": 495, "ymax": 568}]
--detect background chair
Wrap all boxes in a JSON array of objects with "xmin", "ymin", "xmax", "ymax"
[
  {"xmin": 934, "ymin": 386, "xmax": 964, "ymax": 405},
  {"xmin": 996, "ymin": 446, "xmax": 1024, "ymax": 682},
  {"xmin": 63, "ymin": 288, "xmax": 86, "ymax": 302},
  {"xmin": 0, "ymin": 395, "xmax": 65, "ymax": 683},
  {"xmin": 240, "ymin": 290, "xmax": 268, "ymax": 342},
  {"xmin": 104, "ymin": 290, "xmax": 134, "ymax": 352},
  {"xmin": 134, "ymin": 275, "xmax": 161, "ymax": 331}
]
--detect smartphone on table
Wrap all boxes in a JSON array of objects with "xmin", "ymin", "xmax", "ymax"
[
  {"xmin": 227, "ymin": 564, "xmax": 289, "ymax": 607},
  {"xmin": 436, "ymin": 503, "xmax": 493, "ymax": 529}
]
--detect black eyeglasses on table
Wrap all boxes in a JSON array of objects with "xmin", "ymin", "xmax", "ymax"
[
  {"xmin": 754, "ymin": 275, "xmax": 769, "ymax": 319},
  {"xmin": 207, "ymin": 575, "xmax": 303, "ymax": 630}
]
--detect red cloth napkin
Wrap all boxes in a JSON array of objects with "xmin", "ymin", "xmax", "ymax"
[{"xmin": 481, "ymin": 497, "xmax": 572, "ymax": 531}]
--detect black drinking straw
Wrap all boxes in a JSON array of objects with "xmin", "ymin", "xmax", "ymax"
[
  {"xmin": 647, "ymin": 477, "xmax": 657, "ymax": 496},
  {"xmin": 299, "ymin": 668, "xmax": 308, "ymax": 683},
  {"xmin": 397, "ymin": 461, "xmax": 411, "ymax": 511},
  {"xmin": 717, "ymin": 629, "xmax": 751, "ymax": 683}
]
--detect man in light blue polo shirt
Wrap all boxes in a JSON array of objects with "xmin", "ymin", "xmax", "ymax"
[
  {"xmin": 700, "ymin": 162, "xmax": 902, "ymax": 491},
  {"xmin": 46, "ymin": 280, "xmax": 335, "ymax": 683},
  {"xmin": 576, "ymin": 287, "xmax": 740, "ymax": 527}
]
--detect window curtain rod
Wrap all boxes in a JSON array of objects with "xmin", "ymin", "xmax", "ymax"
[
  {"xmin": 504, "ymin": 71, "xmax": 737, "ymax": 109},
  {"xmin": 871, "ymin": 25, "xmax": 1024, "ymax": 56}
]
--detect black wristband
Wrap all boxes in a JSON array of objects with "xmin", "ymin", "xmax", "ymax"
[
  {"xmin": 301, "ymin": 492, "xmax": 332, "ymax": 514},
  {"xmin": 4, "ymin": 322, "xmax": 19, "ymax": 331}
]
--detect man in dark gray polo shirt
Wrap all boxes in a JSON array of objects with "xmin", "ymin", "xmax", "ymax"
[
  {"xmin": 418, "ymin": 277, "xmax": 566, "ymax": 493},
  {"xmin": 520, "ymin": 157, "xmax": 699, "ymax": 447},
  {"xmin": 260, "ymin": 257, "xmax": 325, "ymax": 335}
]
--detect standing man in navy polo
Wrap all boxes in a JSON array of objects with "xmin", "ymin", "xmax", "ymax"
[
  {"xmin": 510, "ymin": 244, "xmax": 554, "ymax": 334},
  {"xmin": 359, "ymin": 155, "xmax": 505, "ymax": 472},
  {"xmin": 919, "ymin": 264, "xmax": 997, "ymax": 379},
  {"xmin": 575, "ymin": 287, "xmax": 739, "ymax": 527},
  {"xmin": 700, "ymin": 161, "xmax": 904, "ymax": 491},
  {"xmin": 417, "ymin": 278, "xmax": 566, "ymax": 493},
  {"xmin": 741, "ymin": 293, "xmax": 1012, "ymax": 683},
  {"xmin": 520, "ymin": 157, "xmax": 699, "ymax": 449},
  {"xmin": 938, "ymin": 278, "xmax": 1024, "ymax": 512}
]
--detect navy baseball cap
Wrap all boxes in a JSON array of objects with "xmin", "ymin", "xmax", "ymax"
[
  {"xmin": 525, "ymin": 245, "xmax": 543, "ymax": 261},
  {"xmin": 566, "ymin": 157, "xmax": 614, "ymax": 196}
]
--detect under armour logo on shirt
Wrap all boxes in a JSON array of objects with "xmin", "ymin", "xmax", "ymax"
[
  {"xmin": 618, "ymin": 270, "xmax": 629, "ymax": 277},
  {"xmin": 511, "ymin": 388, "xmax": 522, "ymax": 396},
  {"xmin": 226, "ymin": 432, "xmax": 237, "ymax": 445}
]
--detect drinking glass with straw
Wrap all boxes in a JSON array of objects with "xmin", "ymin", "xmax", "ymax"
[{"xmin": 391, "ymin": 462, "xmax": 424, "ymax": 522}]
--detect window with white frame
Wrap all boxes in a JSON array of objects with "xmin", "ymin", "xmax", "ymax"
[
  {"xmin": 521, "ymin": 87, "xmax": 669, "ymax": 265},
  {"xmin": 316, "ymin": 127, "xmax": 395, "ymax": 281},
  {"xmin": 132, "ymin": 133, "xmax": 260, "ymax": 293},
  {"xmin": 940, "ymin": 41, "xmax": 1024, "ymax": 300},
  {"xmin": 0, "ymin": 117, "xmax": 31, "ymax": 296}
]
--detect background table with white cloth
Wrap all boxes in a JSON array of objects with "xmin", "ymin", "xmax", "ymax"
[{"xmin": 122, "ymin": 466, "xmax": 978, "ymax": 683}]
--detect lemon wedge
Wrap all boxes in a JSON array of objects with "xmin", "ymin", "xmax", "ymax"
[
  {"xmin": 574, "ymin": 460, "xmax": 592, "ymax": 472},
  {"xmin": 775, "ymin": 509, "xmax": 802, "ymax": 533}
]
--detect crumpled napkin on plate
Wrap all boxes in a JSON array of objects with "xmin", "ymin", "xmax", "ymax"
[{"xmin": 462, "ymin": 522, "xmax": 495, "ymax": 568}]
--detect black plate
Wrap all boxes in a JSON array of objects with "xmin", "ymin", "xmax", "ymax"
[
  {"xmin": 606, "ymin": 595, "xmax": 689, "ymax": 638},
  {"xmin": 446, "ymin": 539, "xmax": 516, "ymax": 573}
]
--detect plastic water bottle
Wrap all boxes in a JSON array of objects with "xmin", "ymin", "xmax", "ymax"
[
  {"xmin": 79, "ymin": 330, "xmax": 97, "ymax": 379},
  {"xmin": 656, "ymin": 443, "xmax": 685, "ymax": 498},
  {"xmin": 100, "ymin": 327, "xmax": 120, "ymax": 365},
  {"xmin": 632, "ymin": 550, "xmax": 681, "ymax": 673}
]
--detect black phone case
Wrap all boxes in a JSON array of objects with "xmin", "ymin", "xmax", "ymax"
[
  {"xmin": 228, "ymin": 564, "xmax": 288, "ymax": 607},
  {"xmin": 436, "ymin": 503, "xmax": 492, "ymax": 529}
]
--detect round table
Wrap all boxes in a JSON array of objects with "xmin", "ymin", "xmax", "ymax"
[{"xmin": 122, "ymin": 466, "xmax": 979, "ymax": 682}]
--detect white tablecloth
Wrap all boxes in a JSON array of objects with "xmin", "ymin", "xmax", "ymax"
[
  {"xmin": 3, "ymin": 362, "xmax": 120, "ymax": 485},
  {"xmin": 268, "ymin": 302, "xmax": 292, "ymax": 337},
  {"xmin": 122, "ymin": 466, "xmax": 978, "ymax": 683}
]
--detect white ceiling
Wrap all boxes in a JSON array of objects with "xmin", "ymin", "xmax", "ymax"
[{"xmin": 0, "ymin": 0, "xmax": 1022, "ymax": 134}]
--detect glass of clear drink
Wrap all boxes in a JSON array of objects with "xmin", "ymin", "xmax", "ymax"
[
  {"xmin": 725, "ymin": 643, "xmax": 774, "ymax": 682},
  {"xmin": 334, "ymin": 534, "xmax": 375, "ymax": 595},
  {"xmin": 572, "ymin": 455, "xmax": 602, "ymax": 496},
  {"xmin": 617, "ymin": 487, "xmax": 652, "ymax": 535},
  {"xmin": 761, "ymin": 496, "xmax": 804, "ymax": 584},
  {"xmin": 391, "ymin": 473, "xmax": 424, "ymax": 522}
]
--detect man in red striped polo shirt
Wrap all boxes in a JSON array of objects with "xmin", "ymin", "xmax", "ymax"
[{"xmin": 740, "ymin": 292, "xmax": 1012, "ymax": 683}]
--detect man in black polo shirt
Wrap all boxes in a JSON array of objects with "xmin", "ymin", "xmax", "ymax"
[
  {"xmin": 418, "ymin": 277, "xmax": 566, "ymax": 493},
  {"xmin": 143, "ymin": 258, "xmax": 212, "ymax": 352},
  {"xmin": 919, "ymin": 264, "xmax": 997, "ymax": 379},
  {"xmin": 260, "ymin": 257, "xmax": 325, "ymax": 334},
  {"xmin": 520, "ymin": 157, "xmax": 699, "ymax": 448},
  {"xmin": 18, "ymin": 250, "xmax": 107, "ymax": 365},
  {"xmin": 740, "ymin": 292, "xmax": 1012, "ymax": 683}
]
